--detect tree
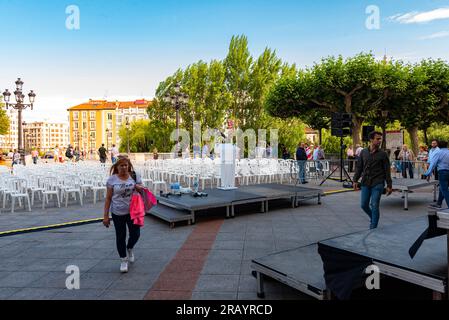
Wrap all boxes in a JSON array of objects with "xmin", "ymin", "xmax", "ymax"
[
  {"xmin": 118, "ymin": 119, "xmax": 176, "ymax": 153},
  {"xmin": 0, "ymin": 96, "xmax": 10, "ymax": 136},
  {"xmin": 224, "ymin": 35, "xmax": 253, "ymax": 128}
]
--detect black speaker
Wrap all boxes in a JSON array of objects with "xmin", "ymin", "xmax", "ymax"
[
  {"xmin": 362, "ymin": 126, "xmax": 375, "ymax": 142},
  {"xmin": 331, "ymin": 113, "xmax": 353, "ymax": 137}
]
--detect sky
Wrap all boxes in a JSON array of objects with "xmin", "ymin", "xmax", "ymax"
[{"xmin": 1, "ymin": 0, "xmax": 449, "ymax": 122}]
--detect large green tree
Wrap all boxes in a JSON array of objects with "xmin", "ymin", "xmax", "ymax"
[{"xmin": 0, "ymin": 97, "xmax": 10, "ymax": 136}]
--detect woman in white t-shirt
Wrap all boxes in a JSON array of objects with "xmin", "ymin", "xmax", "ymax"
[{"xmin": 103, "ymin": 157, "xmax": 143, "ymax": 273}]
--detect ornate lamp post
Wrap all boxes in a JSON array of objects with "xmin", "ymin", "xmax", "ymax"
[
  {"xmin": 3, "ymin": 78, "xmax": 36, "ymax": 165},
  {"xmin": 163, "ymin": 83, "xmax": 189, "ymax": 144}
]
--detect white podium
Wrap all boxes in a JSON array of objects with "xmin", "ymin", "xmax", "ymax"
[{"xmin": 217, "ymin": 143, "xmax": 237, "ymax": 190}]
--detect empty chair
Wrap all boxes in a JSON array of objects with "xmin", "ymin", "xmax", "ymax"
[
  {"xmin": 10, "ymin": 178, "xmax": 32, "ymax": 213},
  {"xmin": 41, "ymin": 177, "xmax": 61, "ymax": 209}
]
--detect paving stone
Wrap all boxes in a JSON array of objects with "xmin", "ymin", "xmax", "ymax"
[
  {"xmin": 8, "ymin": 288, "xmax": 62, "ymax": 300},
  {"xmin": 201, "ymin": 259, "xmax": 241, "ymax": 275},
  {"xmin": 0, "ymin": 271, "xmax": 48, "ymax": 288},
  {"xmin": 191, "ymin": 291, "xmax": 237, "ymax": 300},
  {"xmin": 195, "ymin": 275, "xmax": 239, "ymax": 292},
  {"xmin": 99, "ymin": 289, "xmax": 147, "ymax": 300}
]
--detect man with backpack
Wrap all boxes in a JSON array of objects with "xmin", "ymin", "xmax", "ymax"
[{"xmin": 98, "ymin": 144, "xmax": 107, "ymax": 164}]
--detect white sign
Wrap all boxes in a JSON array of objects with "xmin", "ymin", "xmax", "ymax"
[{"xmin": 386, "ymin": 130, "xmax": 403, "ymax": 154}]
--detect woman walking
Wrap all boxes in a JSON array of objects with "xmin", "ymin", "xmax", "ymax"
[{"xmin": 103, "ymin": 157, "xmax": 143, "ymax": 273}]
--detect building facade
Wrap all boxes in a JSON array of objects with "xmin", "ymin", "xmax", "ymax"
[
  {"xmin": 67, "ymin": 99, "xmax": 150, "ymax": 153},
  {"xmin": 23, "ymin": 122, "xmax": 69, "ymax": 152},
  {"xmin": 0, "ymin": 108, "xmax": 19, "ymax": 152}
]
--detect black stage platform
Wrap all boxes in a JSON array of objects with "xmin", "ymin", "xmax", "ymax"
[
  {"xmin": 148, "ymin": 184, "xmax": 323, "ymax": 226},
  {"xmin": 252, "ymin": 216, "xmax": 448, "ymax": 300}
]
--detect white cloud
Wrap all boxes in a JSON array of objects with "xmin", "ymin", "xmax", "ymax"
[
  {"xmin": 419, "ymin": 30, "xmax": 449, "ymax": 40},
  {"xmin": 390, "ymin": 7, "xmax": 449, "ymax": 24}
]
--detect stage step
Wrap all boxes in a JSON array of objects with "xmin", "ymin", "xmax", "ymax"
[
  {"xmin": 251, "ymin": 244, "xmax": 328, "ymax": 300},
  {"xmin": 147, "ymin": 204, "xmax": 193, "ymax": 228}
]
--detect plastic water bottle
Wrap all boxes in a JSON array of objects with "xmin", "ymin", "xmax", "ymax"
[{"xmin": 193, "ymin": 176, "xmax": 199, "ymax": 193}]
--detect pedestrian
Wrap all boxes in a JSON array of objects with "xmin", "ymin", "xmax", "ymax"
[
  {"xmin": 53, "ymin": 146, "xmax": 59, "ymax": 163},
  {"xmin": 103, "ymin": 157, "xmax": 144, "ymax": 273},
  {"xmin": 398, "ymin": 144, "xmax": 415, "ymax": 179},
  {"xmin": 347, "ymin": 145, "xmax": 355, "ymax": 173},
  {"xmin": 428, "ymin": 139, "xmax": 440, "ymax": 181},
  {"xmin": 353, "ymin": 131, "xmax": 393, "ymax": 229},
  {"xmin": 98, "ymin": 144, "xmax": 107, "ymax": 164},
  {"xmin": 202, "ymin": 144, "xmax": 209, "ymax": 159},
  {"xmin": 111, "ymin": 144, "xmax": 119, "ymax": 164},
  {"xmin": 425, "ymin": 141, "xmax": 449, "ymax": 209},
  {"xmin": 31, "ymin": 149, "xmax": 39, "ymax": 165},
  {"xmin": 417, "ymin": 146, "xmax": 429, "ymax": 179},
  {"xmin": 74, "ymin": 147, "xmax": 80, "ymax": 162},
  {"xmin": 313, "ymin": 145, "xmax": 325, "ymax": 176},
  {"xmin": 265, "ymin": 143, "xmax": 272, "ymax": 158},
  {"xmin": 393, "ymin": 146, "xmax": 402, "ymax": 175},
  {"xmin": 12, "ymin": 149, "xmax": 20, "ymax": 166},
  {"xmin": 65, "ymin": 145, "xmax": 74, "ymax": 162},
  {"xmin": 193, "ymin": 144, "xmax": 201, "ymax": 159},
  {"xmin": 282, "ymin": 145, "xmax": 291, "ymax": 160},
  {"xmin": 296, "ymin": 142, "xmax": 308, "ymax": 184},
  {"xmin": 153, "ymin": 148, "xmax": 159, "ymax": 160}
]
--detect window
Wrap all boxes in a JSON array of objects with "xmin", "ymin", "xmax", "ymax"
[
  {"xmin": 107, "ymin": 113, "xmax": 113, "ymax": 121},
  {"xmin": 73, "ymin": 112, "xmax": 79, "ymax": 120},
  {"xmin": 90, "ymin": 122, "xmax": 96, "ymax": 130},
  {"xmin": 90, "ymin": 111, "xmax": 96, "ymax": 120},
  {"xmin": 82, "ymin": 122, "xmax": 87, "ymax": 130},
  {"xmin": 82, "ymin": 112, "xmax": 87, "ymax": 119}
]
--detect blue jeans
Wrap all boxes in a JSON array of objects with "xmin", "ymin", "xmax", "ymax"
[
  {"xmin": 112, "ymin": 157, "xmax": 117, "ymax": 164},
  {"xmin": 297, "ymin": 161, "xmax": 306, "ymax": 183},
  {"xmin": 438, "ymin": 170, "xmax": 449, "ymax": 208},
  {"xmin": 361, "ymin": 183, "xmax": 384, "ymax": 229}
]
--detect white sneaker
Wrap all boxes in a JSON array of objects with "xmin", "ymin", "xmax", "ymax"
[
  {"xmin": 127, "ymin": 249, "xmax": 135, "ymax": 263},
  {"xmin": 120, "ymin": 258, "xmax": 129, "ymax": 273}
]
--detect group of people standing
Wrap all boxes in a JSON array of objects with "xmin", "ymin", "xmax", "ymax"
[{"xmin": 295, "ymin": 143, "xmax": 325, "ymax": 184}]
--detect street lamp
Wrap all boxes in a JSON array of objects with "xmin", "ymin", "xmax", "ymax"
[
  {"xmin": 3, "ymin": 78, "xmax": 36, "ymax": 165},
  {"xmin": 106, "ymin": 128, "xmax": 110, "ymax": 152},
  {"xmin": 125, "ymin": 117, "xmax": 130, "ymax": 154},
  {"xmin": 163, "ymin": 82, "xmax": 189, "ymax": 144}
]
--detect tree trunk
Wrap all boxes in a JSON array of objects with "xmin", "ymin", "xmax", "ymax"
[
  {"xmin": 352, "ymin": 118, "xmax": 363, "ymax": 147},
  {"xmin": 423, "ymin": 128, "xmax": 428, "ymax": 147},
  {"xmin": 381, "ymin": 125, "xmax": 387, "ymax": 150},
  {"xmin": 407, "ymin": 126, "xmax": 419, "ymax": 156}
]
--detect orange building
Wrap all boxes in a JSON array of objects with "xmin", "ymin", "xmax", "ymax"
[{"xmin": 67, "ymin": 99, "xmax": 151, "ymax": 153}]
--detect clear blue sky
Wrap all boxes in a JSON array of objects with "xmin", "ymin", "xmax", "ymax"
[{"xmin": 1, "ymin": 0, "xmax": 449, "ymax": 121}]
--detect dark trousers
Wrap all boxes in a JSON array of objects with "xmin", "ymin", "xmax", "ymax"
[
  {"xmin": 100, "ymin": 157, "xmax": 106, "ymax": 164},
  {"xmin": 111, "ymin": 213, "xmax": 140, "ymax": 258},
  {"xmin": 348, "ymin": 156, "xmax": 355, "ymax": 172},
  {"xmin": 402, "ymin": 161, "xmax": 414, "ymax": 179},
  {"xmin": 438, "ymin": 170, "xmax": 449, "ymax": 208}
]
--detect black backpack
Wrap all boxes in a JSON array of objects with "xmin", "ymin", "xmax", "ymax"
[{"xmin": 65, "ymin": 149, "xmax": 72, "ymax": 158}]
